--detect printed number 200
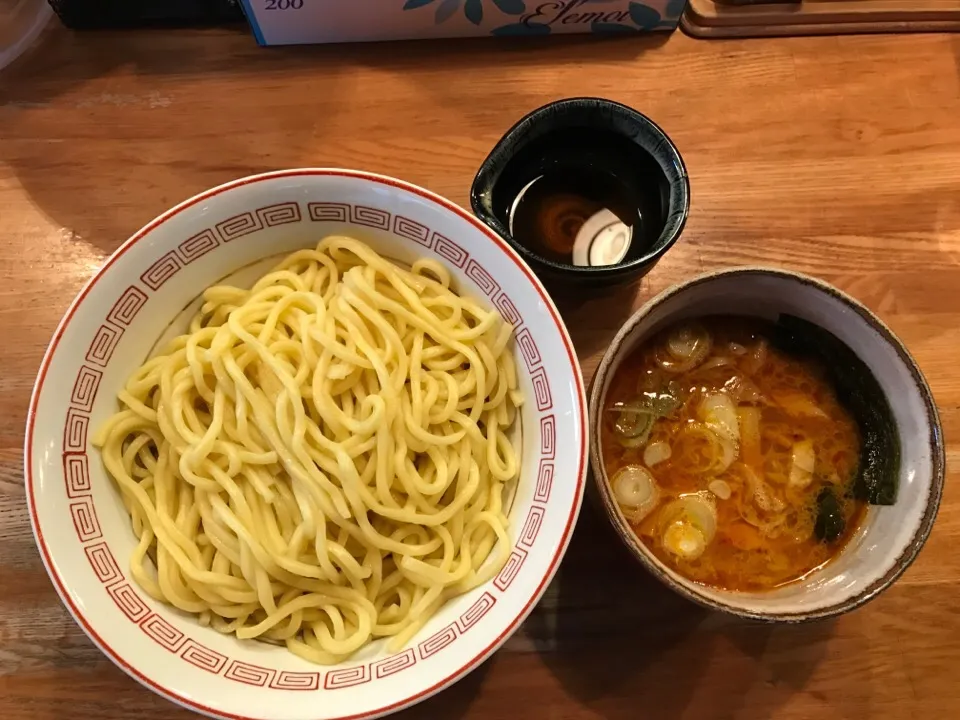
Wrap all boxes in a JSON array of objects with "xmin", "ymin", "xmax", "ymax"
[{"xmin": 265, "ymin": 0, "xmax": 303, "ymax": 8}]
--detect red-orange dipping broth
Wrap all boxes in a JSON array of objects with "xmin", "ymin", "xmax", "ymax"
[{"xmin": 601, "ymin": 316, "xmax": 866, "ymax": 591}]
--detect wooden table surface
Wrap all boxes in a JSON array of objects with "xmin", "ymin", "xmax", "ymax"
[{"xmin": 1, "ymin": 24, "xmax": 959, "ymax": 720}]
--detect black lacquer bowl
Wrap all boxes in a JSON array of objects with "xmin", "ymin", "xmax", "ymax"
[{"xmin": 471, "ymin": 97, "xmax": 690, "ymax": 286}]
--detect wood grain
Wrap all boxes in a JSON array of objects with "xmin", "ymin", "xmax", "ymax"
[{"xmin": 1, "ymin": 24, "xmax": 959, "ymax": 720}]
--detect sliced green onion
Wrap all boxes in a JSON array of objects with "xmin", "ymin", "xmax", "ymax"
[
  {"xmin": 643, "ymin": 440, "xmax": 672, "ymax": 467},
  {"xmin": 612, "ymin": 465, "xmax": 660, "ymax": 521},
  {"xmin": 613, "ymin": 407, "xmax": 655, "ymax": 440}
]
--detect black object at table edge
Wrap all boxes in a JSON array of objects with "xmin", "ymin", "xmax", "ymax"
[{"xmin": 48, "ymin": 0, "xmax": 246, "ymax": 29}]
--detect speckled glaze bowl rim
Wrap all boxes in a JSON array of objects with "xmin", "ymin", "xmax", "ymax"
[
  {"xmin": 470, "ymin": 97, "xmax": 690, "ymax": 279},
  {"xmin": 587, "ymin": 266, "xmax": 945, "ymax": 622}
]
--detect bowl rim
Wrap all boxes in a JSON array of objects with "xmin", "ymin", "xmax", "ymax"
[
  {"xmin": 469, "ymin": 97, "xmax": 691, "ymax": 278},
  {"xmin": 587, "ymin": 265, "xmax": 945, "ymax": 622},
  {"xmin": 25, "ymin": 168, "xmax": 589, "ymax": 720}
]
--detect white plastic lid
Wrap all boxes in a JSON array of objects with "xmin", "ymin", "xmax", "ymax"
[{"xmin": 0, "ymin": 0, "xmax": 52, "ymax": 72}]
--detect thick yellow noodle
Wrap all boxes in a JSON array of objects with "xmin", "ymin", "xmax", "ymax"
[{"xmin": 93, "ymin": 235, "xmax": 523, "ymax": 664}]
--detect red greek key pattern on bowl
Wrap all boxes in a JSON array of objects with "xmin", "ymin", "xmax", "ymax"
[
  {"xmin": 351, "ymin": 205, "xmax": 390, "ymax": 230},
  {"xmin": 177, "ymin": 229, "xmax": 221, "ymax": 264},
  {"xmin": 107, "ymin": 583, "xmax": 151, "ymax": 623},
  {"xmin": 70, "ymin": 366, "xmax": 102, "ymax": 412},
  {"xmin": 85, "ymin": 542, "xmax": 122, "ymax": 585},
  {"xmin": 393, "ymin": 215, "xmax": 432, "ymax": 247},
  {"xmin": 307, "ymin": 202, "xmax": 349, "ymax": 222},
  {"xmin": 465, "ymin": 259, "xmax": 501, "ymax": 298},
  {"xmin": 85, "ymin": 324, "xmax": 121, "ymax": 367},
  {"xmin": 494, "ymin": 548, "xmax": 527, "ymax": 592},
  {"xmin": 457, "ymin": 592, "xmax": 496, "ymax": 633},
  {"xmin": 540, "ymin": 415, "xmax": 557, "ymax": 459},
  {"xmin": 180, "ymin": 640, "xmax": 228, "ymax": 674},
  {"xmin": 63, "ymin": 408, "xmax": 89, "ymax": 452},
  {"xmin": 140, "ymin": 613, "xmax": 186, "ymax": 652},
  {"xmin": 257, "ymin": 202, "xmax": 301, "ymax": 227},
  {"xmin": 224, "ymin": 661, "xmax": 276, "ymax": 687},
  {"xmin": 518, "ymin": 506, "xmax": 545, "ymax": 549},
  {"xmin": 140, "ymin": 251, "xmax": 183, "ymax": 291},
  {"xmin": 417, "ymin": 623, "xmax": 458, "ymax": 660},
  {"xmin": 514, "ymin": 327, "xmax": 542, "ymax": 371},
  {"xmin": 493, "ymin": 291, "xmax": 521, "ymax": 326},
  {"xmin": 325, "ymin": 665, "xmax": 370, "ymax": 690},
  {"xmin": 534, "ymin": 461, "xmax": 554, "ymax": 503},
  {"xmin": 63, "ymin": 453, "xmax": 91, "ymax": 497},
  {"xmin": 70, "ymin": 498, "xmax": 102, "ymax": 542},
  {"xmin": 107, "ymin": 286, "xmax": 148, "ymax": 327},
  {"xmin": 269, "ymin": 671, "xmax": 321, "ymax": 691},
  {"xmin": 433, "ymin": 233, "xmax": 468, "ymax": 268},
  {"xmin": 530, "ymin": 366, "xmax": 552, "ymax": 412},
  {"xmin": 373, "ymin": 649, "xmax": 417, "ymax": 679},
  {"xmin": 217, "ymin": 212, "xmax": 264, "ymax": 242}
]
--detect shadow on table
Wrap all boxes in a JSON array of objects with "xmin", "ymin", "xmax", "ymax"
[
  {"xmin": 524, "ymin": 508, "xmax": 841, "ymax": 720},
  {"xmin": 545, "ymin": 276, "xmax": 644, "ymax": 382},
  {"xmin": 392, "ymin": 653, "xmax": 492, "ymax": 720}
]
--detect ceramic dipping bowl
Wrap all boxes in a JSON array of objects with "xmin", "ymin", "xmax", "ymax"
[{"xmin": 588, "ymin": 267, "xmax": 944, "ymax": 621}]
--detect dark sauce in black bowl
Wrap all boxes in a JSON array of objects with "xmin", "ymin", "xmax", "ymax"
[
  {"xmin": 491, "ymin": 127, "xmax": 669, "ymax": 268},
  {"xmin": 471, "ymin": 98, "xmax": 690, "ymax": 287}
]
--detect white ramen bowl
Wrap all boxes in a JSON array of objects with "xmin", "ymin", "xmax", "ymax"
[
  {"xmin": 588, "ymin": 268, "xmax": 943, "ymax": 620},
  {"xmin": 26, "ymin": 170, "xmax": 587, "ymax": 720}
]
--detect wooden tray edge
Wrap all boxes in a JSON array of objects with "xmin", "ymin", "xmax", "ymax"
[{"xmin": 680, "ymin": 13, "xmax": 960, "ymax": 35}]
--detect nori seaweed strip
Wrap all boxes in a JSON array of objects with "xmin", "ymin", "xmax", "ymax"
[
  {"xmin": 771, "ymin": 314, "xmax": 900, "ymax": 505},
  {"xmin": 815, "ymin": 488, "xmax": 845, "ymax": 542}
]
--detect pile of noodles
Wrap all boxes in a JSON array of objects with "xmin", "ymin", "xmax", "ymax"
[{"xmin": 94, "ymin": 235, "xmax": 523, "ymax": 664}]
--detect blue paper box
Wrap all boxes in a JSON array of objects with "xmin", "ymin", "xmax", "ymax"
[{"xmin": 240, "ymin": 0, "xmax": 686, "ymax": 46}]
